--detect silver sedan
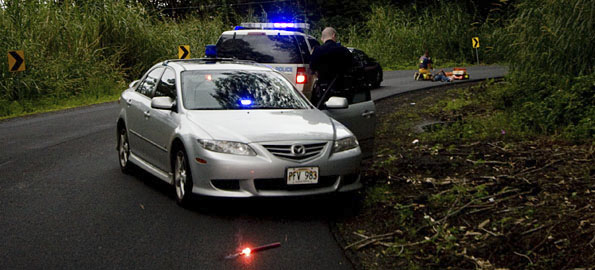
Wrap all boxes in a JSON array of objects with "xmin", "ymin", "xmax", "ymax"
[{"xmin": 116, "ymin": 59, "xmax": 375, "ymax": 206}]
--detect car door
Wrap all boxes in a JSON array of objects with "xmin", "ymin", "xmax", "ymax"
[
  {"xmin": 143, "ymin": 67, "xmax": 178, "ymax": 171},
  {"xmin": 324, "ymin": 88, "xmax": 376, "ymax": 159},
  {"xmin": 126, "ymin": 67, "xmax": 164, "ymax": 163}
]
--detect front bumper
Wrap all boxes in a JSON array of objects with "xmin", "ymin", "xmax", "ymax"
[{"xmin": 187, "ymin": 140, "xmax": 362, "ymax": 197}]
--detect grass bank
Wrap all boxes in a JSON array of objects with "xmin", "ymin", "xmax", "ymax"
[{"xmin": 337, "ymin": 82, "xmax": 594, "ymax": 269}]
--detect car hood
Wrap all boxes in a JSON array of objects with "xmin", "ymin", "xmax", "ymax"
[{"xmin": 185, "ymin": 109, "xmax": 336, "ymax": 143}]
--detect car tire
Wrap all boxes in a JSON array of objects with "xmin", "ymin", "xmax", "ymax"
[
  {"xmin": 372, "ymin": 71, "xmax": 382, "ymax": 88},
  {"xmin": 118, "ymin": 127, "xmax": 134, "ymax": 174},
  {"xmin": 173, "ymin": 148, "xmax": 194, "ymax": 207}
]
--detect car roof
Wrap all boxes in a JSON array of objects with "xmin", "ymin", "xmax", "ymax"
[
  {"xmin": 221, "ymin": 29, "xmax": 313, "ymax": 38},
  {"xmin": 156, "ymin": 59, "xmax": 274, "ymax": 73}
]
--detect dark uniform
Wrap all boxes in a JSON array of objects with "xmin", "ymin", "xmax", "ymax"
[{"xmin": 309, "ymin": 40, "xmax": 353, "ymax": 106}]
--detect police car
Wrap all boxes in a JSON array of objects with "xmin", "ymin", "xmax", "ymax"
[{"xmin": 215, "ymin": 22, "xmax": 320, "ymax": 97}]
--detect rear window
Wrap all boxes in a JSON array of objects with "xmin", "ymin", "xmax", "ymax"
[{"xmin": 216, "ymin": 34, "xmax": 303, "ymax": 64}]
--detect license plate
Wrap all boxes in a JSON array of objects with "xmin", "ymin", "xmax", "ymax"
[{"xmin": 287, "ymin": 167, "xmax": 319, "ymax": 185}]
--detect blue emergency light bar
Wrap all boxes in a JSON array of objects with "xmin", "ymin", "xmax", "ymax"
[
  {"xmin": 240, "ymin": 99, "xmax": 253, "ymax": 106},
  {"xmin": 238, "ymin": 22, "xmax": 310, "ymax": 31},
  {"xmin": 205, "ymin": 45, "xmax": 217, "ymax": 58}
]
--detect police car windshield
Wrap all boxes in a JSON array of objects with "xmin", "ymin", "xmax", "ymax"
[
  {"xmin": 216, "ymin": 34, "xmax": 303, "ymax": 64},
  {"xmin": 181, "ymin": 70, "xmax": 311, "ymax": 110}
]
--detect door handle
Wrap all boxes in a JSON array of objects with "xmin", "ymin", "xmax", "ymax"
[
  {"xmin": 144, "ymin": 111, "xmax": 150, "ymax": 118},
  {"xmin": 361, "ymin": 110, "xmax": 375, "ymax": 118}
]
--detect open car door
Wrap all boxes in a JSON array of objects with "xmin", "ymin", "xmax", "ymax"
[{"xmin": 323, "ymin": 87, "xmax": 376, "ymax": 159}]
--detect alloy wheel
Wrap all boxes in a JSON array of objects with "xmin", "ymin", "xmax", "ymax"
[
  {"xmin": 174, "ymin": 151, "xmax": 187, "ymax": 201},
  {"xmin": 119, "ymin": 130, "xmax": 130, "ymax": 168}
]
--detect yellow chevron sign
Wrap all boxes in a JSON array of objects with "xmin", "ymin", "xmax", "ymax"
[
  {"xmin": 472, "ymin": 37, "xmax": 480, "ymax": 48},
  {"xmin": 178, "ymin": 45, "xmax": 190, "ymax": 59},
  {"xmin": 8, "ymin": 50, "xmax": 25, "ymax": 72}
]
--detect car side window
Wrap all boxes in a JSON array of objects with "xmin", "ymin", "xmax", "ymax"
[
  {"xmin": 155, "ymin": 68, "xmax": 176, "ymax": 99},
  {"xmin": 307, "ymin": 37, "xmax": 320, "ymax": 52},
  {"xmin": 295, "ymin": 35, "xmax": 311, "ymax": 63},
  {"xmin": 352, "ymin": 50, "xmax": 365, "ymax": 68},
  {"xmin": 136, "ymin": 67, "xmax": 165, "ymax": 98},
  {"xmin": 330, "ymin": 87, "xmax": 371, "ymax": 105},
  {"xmin": 350, "ymin": 88, "xmax": 371, "ymax": 104}
]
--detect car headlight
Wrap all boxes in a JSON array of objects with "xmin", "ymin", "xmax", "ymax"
[
  {"xmin": 198, "ymin": 139, "xmax": 256, "ymax": 156},
  {"xmin": 332, "ymin": 136, "xmax": 359, "ymax": 153}
]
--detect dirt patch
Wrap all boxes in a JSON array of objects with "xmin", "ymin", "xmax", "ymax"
[{"xmin": 335, "ymin": 83, "xmax": 595, "ymax": 269}]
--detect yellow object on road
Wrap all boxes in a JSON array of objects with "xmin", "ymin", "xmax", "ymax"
[{"xmin": 418, "ymin": 68, "xmax": 431, "ymax": 80}]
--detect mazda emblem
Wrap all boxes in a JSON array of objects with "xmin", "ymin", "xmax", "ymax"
[{"xmin": 291, "ymin": 144, "xmax": 306, "ymax": 156}]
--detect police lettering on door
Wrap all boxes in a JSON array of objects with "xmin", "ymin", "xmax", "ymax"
[{"xmin": 275, "ymin": 67, "xmax": 293, "ymax": 73}]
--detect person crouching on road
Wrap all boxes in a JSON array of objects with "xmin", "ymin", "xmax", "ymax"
[
  {"xmin": 416, "ymin": 50, "xmax": 433, "ymax": 80},
  {"xmin": 309, "ymin": 27, "xmax": 353, "ymax": 107}
]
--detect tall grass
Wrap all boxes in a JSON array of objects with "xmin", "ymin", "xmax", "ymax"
[
  {"xmin": 345, "ymin": 2, "xmax": 504, "ymax": 69},
  {"xmin": 498, "ymin": 0, "xmax": 595, "ymax": 139},
  {"xmin": 0, "ymin": 1, "xmax": 227, "ymax": 117}
]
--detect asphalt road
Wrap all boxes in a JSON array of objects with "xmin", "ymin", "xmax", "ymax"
[
  {"xmin": 373, "ymin": 65, "xmax": 508, "ymax": 100},
  {"xmin": 0, "ymin": 65, "xmax": 506, "ymax": 269}
]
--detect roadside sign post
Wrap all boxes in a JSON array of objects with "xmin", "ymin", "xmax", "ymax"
[
  {"xmin": 178, "ymin": 45, "xmax": 190, "ymax": 59},
  {"xmin": 8, "ymin": 50, "xmax": 25, "ymax": 99},
  {"xmin": 472, "ymin": 37, "xmax": 480, "ymax": 65}
]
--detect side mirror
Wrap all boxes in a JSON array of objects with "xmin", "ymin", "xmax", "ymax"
[
  {"xmin": 151, "ymin": 96, "xmax": 175, "ymax": 110},
  {"xmin": 129, "ymin": 80, "xmax": 140, "ymax": 89},
  {"xmin": 324, "ymin": 96, "xmax": 349, "ymax": 109}
]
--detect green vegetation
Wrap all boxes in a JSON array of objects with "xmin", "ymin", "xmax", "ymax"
[
  {"xmin": 0, "ymin": 1, "xmax": 226, "ymax": 118},
  {"xmin": 497, "ymin": 0, "xmax": 594, "ymax": 140}
]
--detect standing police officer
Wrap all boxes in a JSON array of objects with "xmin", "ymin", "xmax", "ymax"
[{"xmin": 309, "ymin": 27, "xmax": 353, "ymax": 106}]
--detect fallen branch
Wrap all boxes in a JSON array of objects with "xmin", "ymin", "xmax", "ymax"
[
  {"xmin": 344, "ymin": 230, "xmax": 402, "ymax": 250},
  {"xmin": 354, "ymin": 237, "xmax": 394, "ymax": 250},
  {"xmin": 513, "ymin": 251, "xmax": 533, "ymax": 265},
  {"xmin": 466, "ymin": 159, "xmax": 510, "ymax": 165},
  {"xmin": 438, "ymin": 199, "xmax": 476, "ymax": 224},
  {"xmin": 531, "ymin": 223, "xmax": 559, "ymax": 252},
  {"xmin": 488, "ymin": 142, "xmax": 509, "ymax": 152},
  {"xmin": 521, "ymin": 224, "xmax": 547, "ymax": 236},
  {"xmin": 480, "ymin": 227, "xmax": 501, "ymax": 237},
  {"xmin": 467, "ymin": 206, "xmax": 493, "ymax": 215},
  {"xmin": 516, "ymin": 160, "xmax": 562, "ymax": 176},
  {"xmin": 461, "ymin": 142, "xmax": 481, "ymax": 148},
  {"xmin": 477, "ymin": 174, "xmax": 531, "ymax": 185},
  {"xmin": 438, "ymin": 189, "xmax": 531, "ymax": 224}
]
